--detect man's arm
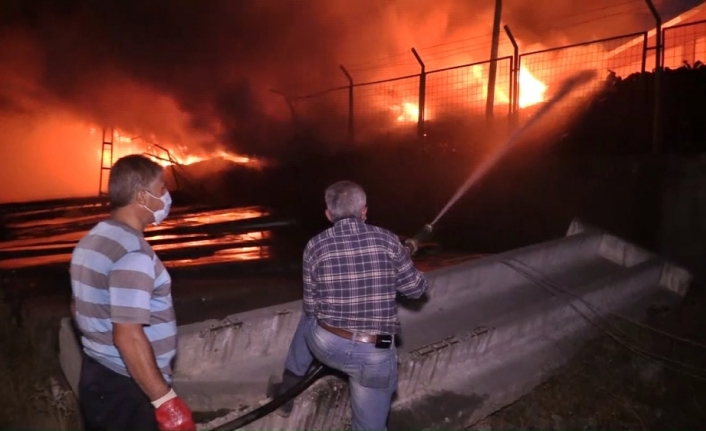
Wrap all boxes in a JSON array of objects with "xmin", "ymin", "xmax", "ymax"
[
  {"xmin": 108, "ymin": 252, "xmax": 169, "ymax": 401},
  {"xmin": 302, "ymin": 245, "xmax": 317, "ymax": 318},
  {"xmin": 114, "ymin": 323, "xmax": 170, "ymax": 400},
  {"xmin": 392, "ymin": 239, "xmax": 429, "ymax": 299},
  {"xmin": 70, "ymin": 297, "xmax": 77, "ymax": 320}
]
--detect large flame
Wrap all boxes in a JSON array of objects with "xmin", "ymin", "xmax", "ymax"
[
  {"xmin": 518, "ymin": 66, "xmax": 547, "ymax": 108},
  {"xmin": 469, "ymin": 64, "xmax": 547, "ymax": 109},
  {"xmin": 163, "ymin": 150, "xmax": 253, "ymax": 166},
  {"xmin": 471, "ymin": 63, "xmax": 510, "ymax": 105},
  {"xmin": 93, "ymin": 128, "xmax": 263, "ymax": 171},
  {"xmin": 385, "ymin": 64, "xmax": 546, "ymax": 123},
  {"xmin": 392, "ymin": 102, "xmax": 421, "ymax": 123}
]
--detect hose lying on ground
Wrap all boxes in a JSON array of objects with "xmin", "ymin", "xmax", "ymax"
[{"xmin": 208, "ymin": 362, "xmax": 328, "ymax": 431}]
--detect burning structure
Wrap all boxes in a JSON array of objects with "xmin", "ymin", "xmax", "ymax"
[
  {"xmin": 288, "ymin": 1, "xmax": 706, "ymax": 144},
  {"xmin": 94, "ymin": 127, "xmax": 263, "ymax": 196},
  {"xmin": 0, "ymin": 0, "xmax": 703, "ymax": 203}
]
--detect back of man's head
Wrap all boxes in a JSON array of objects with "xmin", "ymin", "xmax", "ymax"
[
  {"xmin": 325, "ymin": 181, "xmax": 366, "ymax": 221},
  {"xmin": 108, "ymin": 155, "xmax": 163, "ymax": 209}
]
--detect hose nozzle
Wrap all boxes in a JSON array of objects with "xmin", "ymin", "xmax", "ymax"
[
  {"xmin": 413, "ymin": 223, "xmax": 434, "ymax": 242},
  {"xmin": 404, "ymin": 223, "xmax": 435, "ymax": 255}
]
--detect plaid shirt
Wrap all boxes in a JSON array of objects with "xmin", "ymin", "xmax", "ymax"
[{"xmin": 302, "ymin": 217, "xmax": 429, "ymax": 335}]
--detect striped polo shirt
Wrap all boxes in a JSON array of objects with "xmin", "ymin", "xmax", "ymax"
[{"xmin": 70, "ymin": 219, "xmax": 177, "ymax": 382}]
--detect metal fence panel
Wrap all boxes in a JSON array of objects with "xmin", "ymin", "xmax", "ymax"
[
  {"xmin": 290, "ymin": 87, "xmax": 349, "ymax": 143},
  {"xmin": 425, "ymin": 57, "xmax": 512, "ymax": 121},
  {"xmin": 353, "ymin": 75, "xmax": 420, "ymax": 139},
  {"xmin": 285, "ymin": 23, "xmax": 706, "ymax": 146},
  {"xmin": 520, "ymin": 32, "xmax": 647, "ymax": 103},
  {"xmin": 663, "ymin": 20, "xmax": 706, "ymax": 69}
]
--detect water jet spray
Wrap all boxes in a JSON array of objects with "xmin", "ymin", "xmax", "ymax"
[{"xmin": 410, "ymin": 69, "xmax": 597, "ymax": 249}]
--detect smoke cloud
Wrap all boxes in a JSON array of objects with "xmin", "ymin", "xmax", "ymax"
[{"xmin": 0, "ymin": 0, "xmax": 691, "ymax": 202}]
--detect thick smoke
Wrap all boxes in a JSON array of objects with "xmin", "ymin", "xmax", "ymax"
[{"xmin": 0, "ymin": 0, "xmax": 694, "ymax": 202}]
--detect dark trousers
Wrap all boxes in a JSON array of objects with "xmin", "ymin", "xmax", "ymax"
[{"xmin": 79, "ymin": 354, "xmax": 159, "ymax": 431}]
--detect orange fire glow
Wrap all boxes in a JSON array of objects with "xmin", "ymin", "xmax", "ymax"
[
  {"xmin": 392, "ymin": 102, "xmax": 422, "ymax": 123},
  {"xmin": 165, "ymin": 150, "xmax": 253, "ymax": 166},
  {"xmin": 384, "ymin": 64, "xmax": 547, "ymax": 124},
  {"xmin": 93, "ymin": 127, "xmax": 263, "ymax": 171},
  {"xmin": 518, "ymin": 66, "xmax": 547, "ymax": 108},
  {"xmin": 470, "ymin": 64, "xmax": 547, "ymax": 109},
  {"xmin": 471, "ymin": 63, "xmax": 508, "ymax": 104}
]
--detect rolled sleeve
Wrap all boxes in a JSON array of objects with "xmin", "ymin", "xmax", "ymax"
[
  {"xmin": 392, "ymin": 241, "xmax": 429, "ymax": 299},
  {"xmin": 109, "ymin": 252, "xmax": 155, "ymax": 324}
]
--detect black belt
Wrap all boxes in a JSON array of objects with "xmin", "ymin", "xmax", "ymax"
[{"xmin": 317, "ymin": 321, "xmax": 394, "ymax": 349}]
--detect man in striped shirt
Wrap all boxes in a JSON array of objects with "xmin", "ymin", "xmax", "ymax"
[
  {"xmin": 70, "ymin": 155, "xmax": 195, "ymax": 431},
  {"xmin": 270, "ymin": 180, "xmax": 429, "ymax": 430}
]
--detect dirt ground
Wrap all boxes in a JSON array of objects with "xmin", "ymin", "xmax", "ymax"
[{"xmin": 471, "ymin": 285, "xmax": 706, "ymax": 430}]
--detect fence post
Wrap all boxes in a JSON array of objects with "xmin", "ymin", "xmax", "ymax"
[
  {"xmin": 411, "ymin": 48, "xmax": 426, "ymax": 138},
  {"xmin": 640, "ymin": 32, "xmax": 648, "ymax": 73},
  {"xmin": 486, "ymin": 0, "xmax": 503, "ymax": 122},
  {"xmin": 270, "ymin": 89, "xmax": 298, "ymax": 131},
  {"xmin": 340, "ymin": 65, "xmax": 355, "ymax": 142},
  {"xmin": 645, "ymin": 0, "xmax": 662, "ymax": 153},
  {"xmin": 503, "ymin": 24, "xmax": 519, "ymax": 129}
]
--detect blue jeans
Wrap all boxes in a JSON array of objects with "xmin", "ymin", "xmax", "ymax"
[{"xmin": 284, "ymin": 315, "xmax": 398, "ymax": 430}]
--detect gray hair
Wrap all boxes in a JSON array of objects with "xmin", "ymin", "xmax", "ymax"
[
  {"xmin": 108, "ymin": 155, "xmax": 164, "ymax": 209},
  {"xmin": 325, "ymin": 181, "xmax": 367, "ymax": 221}
]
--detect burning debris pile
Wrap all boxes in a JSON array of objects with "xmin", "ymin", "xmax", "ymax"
[
  {"xmin": 97, "ymin": 128, "xmax": 264, "ymax": 170},
  {"xmin": 162, "ymin": 156, "xmax": 269, "ymax": 206},
  {"xmin": 556, "ymin": 61, "xmax": 706, "ymax": 155},
  {"xmin": 91, "ymin": 127, "xmax": 271, "ymax": 204}
]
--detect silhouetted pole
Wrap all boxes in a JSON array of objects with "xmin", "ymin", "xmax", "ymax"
[
  {"xmin": 503, "ymin": 24, "xmax": 519, "ymax": 129},
  {"xmin": 270, "ymin": 89, "xmax": 297, "ymax": 130},
  {"xmin": 645, "ymin": 0, "xmax": 662, "ymax": 153},
  {"xmin": 486, "ymin": 0, "xmax": 503, "ymax": 121},
  {"xmin": 412, "ymin": 48, "xmax": 426, "ymax": 138},
  {"xmin": 340, "ymin": 65, "xmax": 354, "ymax": 142}
]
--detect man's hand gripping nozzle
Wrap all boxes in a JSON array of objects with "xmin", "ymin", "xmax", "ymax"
[{"xmin": 404, "ymin": 223, "xmax": 434, "ymax": 255}]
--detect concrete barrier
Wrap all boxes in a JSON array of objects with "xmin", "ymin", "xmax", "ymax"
[{"xmin": 57, "ymin": 218, "xmax": 692, "ymax": 430}]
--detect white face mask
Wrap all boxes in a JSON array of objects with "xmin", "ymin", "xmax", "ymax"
[{"xmin": 141, "ymin": 190, "xmax": 172, "ymax": 226}]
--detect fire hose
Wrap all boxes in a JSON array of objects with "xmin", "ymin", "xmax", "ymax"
[
  {"xmin": 407, "ymin": 69, "xmax": 598, "ymax": 249},
  {"xmin": 208, "ymin": 362, "xmax": 328, "ymax": 431},
  {"xmin": 207, "ymin": 70, "xmax": 598, "ymax": 430}
]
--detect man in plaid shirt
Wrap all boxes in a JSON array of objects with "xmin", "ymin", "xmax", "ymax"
[{"xmin": 270, "ymin": 180, "xmax": 430, "ymax": 430}]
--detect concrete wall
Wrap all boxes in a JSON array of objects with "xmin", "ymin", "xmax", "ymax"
[
  {"xmin": 660, "ymin": 155, "xmax": 706, "ymax": 283},
  {"xmin": 183, "ymin": 219, "xmax": 690, "ymax": 430},
  {"xmin": 57, "ymin": 218, "xmax": 692, "ymax": 430},
  {"xmin": 432, "ymin": 154, "xmax": 705, "ymax": 285}
]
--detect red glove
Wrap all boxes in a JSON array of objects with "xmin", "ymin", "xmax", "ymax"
[{"xmin": 153, "ymin": 389, "xmax": 196, "ymax": 431}]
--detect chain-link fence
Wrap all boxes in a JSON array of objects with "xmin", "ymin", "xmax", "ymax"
[
  {"xmin": 663, "ymin": 20, "xmax": 706, "ymax": 69},
  {"xmin": 519, "ymin": 32, "xmax": 647, "ymax": 104},
  {"xmin": 425, "ymin": 57, "xmax": 513, "ymax": 122},
  {"xmin": 290, "ymin": 87, "xmax": 350, "ymax": 143},
  {"xmin": 354, "ymin": 74, "xmax": 420, "ymax": 140},
  {"xmin": 286, "ymin": 17, "xmax": 704, "ymax": 145}
]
